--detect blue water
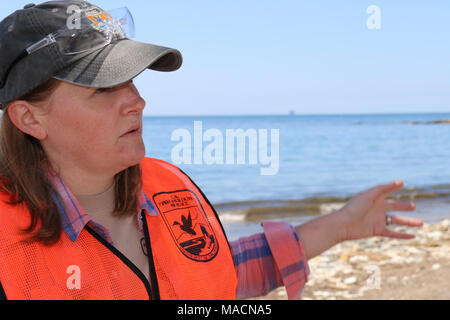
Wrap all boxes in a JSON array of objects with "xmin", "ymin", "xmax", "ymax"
[{"xmin": 143, "ymin": 113, "xmax": 450, "ymax": 206}]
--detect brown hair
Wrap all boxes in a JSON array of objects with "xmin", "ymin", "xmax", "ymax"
[{"xmin": 0, "ymin": 78, "xmax": 142, "ymax": 245}]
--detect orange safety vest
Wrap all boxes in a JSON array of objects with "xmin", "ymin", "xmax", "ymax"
[{"xmin": 0, "ymin": 158, "xmax": 237, "ymax": 300}]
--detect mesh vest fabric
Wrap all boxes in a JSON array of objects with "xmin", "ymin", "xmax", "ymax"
[
  {"xmin": 0, "ymin": 207, "xmax": 150, "ymax": 299},
  {"xmin": 0, "ymin": 158, "xmax": 237, "ymax": 300}
]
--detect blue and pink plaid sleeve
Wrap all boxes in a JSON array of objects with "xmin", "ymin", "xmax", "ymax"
[{"xmin": 231, "ymin": 221, "xmax": 310, "ymax": 300}]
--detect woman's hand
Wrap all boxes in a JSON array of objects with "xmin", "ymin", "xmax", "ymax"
[
  {"xmin": 340, "ymin": 180, "xmax": 423, "ymax": 241},
  {"xmin": 295, "ymin": 180, "xmax": 423, "ymax": 260}
]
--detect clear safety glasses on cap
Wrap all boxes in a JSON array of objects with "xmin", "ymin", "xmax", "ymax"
[{"xmin": 26, "ymin": 7, "xmax": 135, "ymax": 56}]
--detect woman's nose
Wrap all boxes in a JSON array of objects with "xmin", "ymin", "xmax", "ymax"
[{"xmin": 119, "ymin": 81, "xmax": 146, "ymax": 115}]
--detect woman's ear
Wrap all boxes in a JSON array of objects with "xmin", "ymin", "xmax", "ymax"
[{"xmin": 6, "ymin": 101, "xmax": 48, "ymax": 140}]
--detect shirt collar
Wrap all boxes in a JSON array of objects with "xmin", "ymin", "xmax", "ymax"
[{"xmin": 46, "ymin": 170, "xmax": 158, "ymax": 242}]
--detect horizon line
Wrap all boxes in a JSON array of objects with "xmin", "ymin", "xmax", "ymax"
[{"xmin": 143, "ymin": 111, "xmax": 450, "ymax": 118}]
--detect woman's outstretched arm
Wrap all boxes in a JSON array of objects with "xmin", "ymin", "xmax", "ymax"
[{"xmin": 295, "ymin": 180, "xmax": 423, "ymax": 260}]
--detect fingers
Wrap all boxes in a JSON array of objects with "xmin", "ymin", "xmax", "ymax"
[
  {"xmin": 389, "ymin": 215, "xmax": 424, "ymax": 227},
  {"xmin": 385, "ymin": 200, "xmax": 416, "ymax": 212},
  {"xmin": 381, "ymin": 213, "xmax": 423, "ymax": 239},
  {"xmin": 384, "ymin": 200, "xmax": 423, "ymax": 227},
  {"xmin": 371, "ymin": 180, "xmax": 404, "ymax": 199}
]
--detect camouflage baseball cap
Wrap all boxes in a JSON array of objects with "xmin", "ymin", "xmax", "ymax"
[{"xmin": 0, "ymin": 1, "xmax": 182, "ymax": 109}]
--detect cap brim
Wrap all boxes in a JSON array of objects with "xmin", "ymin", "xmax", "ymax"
[{"xmin": 53, "ymin": 39, "xmax": 182, "ymax": 88}]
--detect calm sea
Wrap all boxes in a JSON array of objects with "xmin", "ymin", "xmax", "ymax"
[{"xmin": 143, "ymin": 113, "xmax": 450, "ymax": 239}]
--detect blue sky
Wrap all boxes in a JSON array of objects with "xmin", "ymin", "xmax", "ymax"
[{"xmin": 2, "ymin": 1, "xmax": 450, "ymax": 116}]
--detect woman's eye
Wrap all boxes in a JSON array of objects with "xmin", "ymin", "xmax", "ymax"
[{"xmin": 94, "ymin": 88, "xmax": 108, "ymax": 94}]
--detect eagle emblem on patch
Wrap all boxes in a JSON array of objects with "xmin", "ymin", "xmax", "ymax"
[{"xmin": 153, "ymin": 190, "xmax": 219, "ymax": 262}]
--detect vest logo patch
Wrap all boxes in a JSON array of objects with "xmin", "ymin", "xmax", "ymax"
[{"xmin": 153, "ymin": 190, "xmax": 219, "ymax": 262}]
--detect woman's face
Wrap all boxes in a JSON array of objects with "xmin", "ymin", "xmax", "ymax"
[{"xmin": 37, "ymin": 80, "xmax": 146, "ymax": 175}]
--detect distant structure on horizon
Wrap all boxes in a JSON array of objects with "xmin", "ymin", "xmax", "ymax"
[{"xmin": 289, "ymin": 110, "xmax": 296, "ymax": 116}]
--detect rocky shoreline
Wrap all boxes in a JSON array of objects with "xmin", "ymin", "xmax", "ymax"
[
  {"xmin": 406, "ymin": 119, "xmax": 450, "ymax": 125},
  {"xmin": 257, "ymin": 219, "xmax": 450, "ymax": 300}
]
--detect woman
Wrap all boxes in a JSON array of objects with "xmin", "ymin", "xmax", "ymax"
[{"xmin": 0, "ymin": 1, "xmax": 423, "ymax": 300}]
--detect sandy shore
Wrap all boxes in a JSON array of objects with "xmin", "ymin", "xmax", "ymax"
[{"xmin": 256, "ymin": 219, "xmax": 450, "ymax": 300}]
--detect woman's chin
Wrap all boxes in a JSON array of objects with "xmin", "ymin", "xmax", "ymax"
[{"xmin": 119, "ymin": 142, "xmax": 146, "ymax": 168}]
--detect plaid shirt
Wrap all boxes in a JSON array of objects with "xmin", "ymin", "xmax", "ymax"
[{"xmin": 48, "ymin": 170, "xmax": 310, "ymax": 300}]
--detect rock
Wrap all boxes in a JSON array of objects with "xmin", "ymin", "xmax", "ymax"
[
  {"xmin": 389, "ymin": 255, "xmax": 407, "ymax": 265},
  {"xmin": 405, "ymin": 257, "xmax": 423, "ymax": 264},
  {"xmin": 344, "ymin": 276, "xmax": 357, "ymax": 285},
  {"xmin": 363, "ymin": 251, "xmax": 390, "ymax": 261},
  {"xmin": 405, "ymin": 247, "xmax": 422, "ymax": 255},
  {"xmin": 313, "ymin": 291, "xmax": 332, "ymax": 298},
  {"xmin": 328, "ymin": 270, "xmax": 338, "ymax": 277},
  {"xmin": 324, "ymin": 283, "xmax": 351, "ymax": 290},
  {"xmin": 424, "ymin": 241, "xmax": 441, "ymax": 247},
  {"xmin": 427, "ymin": 231, "xmax": 444, "ymax": 241},
  {"xmin": 338, "ymin": 253, "xmax": 350, "ymax": 263},
  {"xmin": 342, "ymin": 268, "xmax": 354, "ymax": 275},
  {"xmin": 316, "ymin": 255, "xmax": 331, "ymax": 263},
  {"xmin": 427, "ymin": 119, "xmax": 450, "ymax": 124},
  {"xmin": 409, "ymin": 119, "xmax": 450, "ymax": 125},
  {"xmin": 306, "ymin": 279, "xmax": 316, "ymax": 286},
  {"xmin": 341, "ymin": 291, "xmax": 357, "ymax": 299},
  {"xmin": 431, "ymin": 264, "xmax": 440, "ymax": 271},
  {"xmin": 405, "ymin": 240, "xmax": 422, "ymax": 247},
  {"xmin": 387, "ymin": 276, "xmax": 398, "ymax": 283},
  {"xmin": 349, "ymin": 255, "xmax": 369, "ymax": 264}
]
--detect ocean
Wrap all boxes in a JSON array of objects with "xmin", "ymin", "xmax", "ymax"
[{"xmin": 143, "ymin": 113, "xmax": 450, "ymax": 240}]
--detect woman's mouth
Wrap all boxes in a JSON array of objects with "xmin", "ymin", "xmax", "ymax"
[{"xmin": 121, "ymin": 127, "xmax": 142, "ymax": 138}]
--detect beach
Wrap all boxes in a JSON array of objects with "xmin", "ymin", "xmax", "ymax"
[
  {"xmin": 254, "ymin": 219, "xmax": 450, "ymax": 300},
  {"xmin": 216, "ymin": 186, "xmax": 450, "ymax": 300}
]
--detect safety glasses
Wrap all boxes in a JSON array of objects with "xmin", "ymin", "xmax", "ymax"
[{"xmin": 26, "ymin": 7, "xmax": 135, "ymax": 56}]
